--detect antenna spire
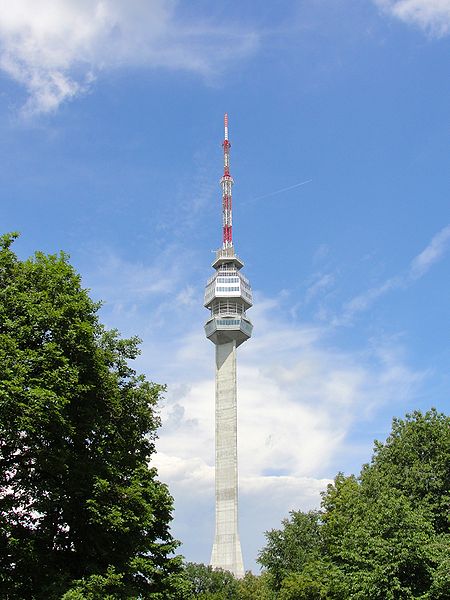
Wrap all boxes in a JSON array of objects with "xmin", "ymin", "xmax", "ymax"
[
  {"xmin": 224, "ymin": 113, "xmax": 229, "ymax": 141},
  {"xmin": 221, "ymin": 113, "xmax": 233, "ymax": 248}
]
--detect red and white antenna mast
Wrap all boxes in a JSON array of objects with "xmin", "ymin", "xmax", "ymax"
[{"xmin": 221, "ymin": 113, "xmax": 233, "ymax": 248}]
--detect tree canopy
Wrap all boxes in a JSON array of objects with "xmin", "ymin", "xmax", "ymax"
[
  {"xmin": 183, "ymin": 563, "xmax": 274, "ymax": 600},
  {"xmin": 184, "ymin": 562, "xmax": 239, "ymax": 599},
  {"xmin": 0, "ymin": 233, "xmax": 187, "ymax": 599},
  {"xmin": 259, "ymin": 409, "xmax": 449, "ymax": 599}
]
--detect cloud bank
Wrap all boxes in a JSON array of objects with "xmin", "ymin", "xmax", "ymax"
[
  {"xmin": 143, "ymin": 294, "xmax": 424, "ymax": 565},
  {"xmin": 0, "ymin": 0, "xmax": 257, "ymax": 115},
  {"xmin": 1, "ymin": 1, "xmax": 448, "ymax": 115}
]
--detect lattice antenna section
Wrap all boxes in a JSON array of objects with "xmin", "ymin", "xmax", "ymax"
[{"xmin": 221, "ymin": 113, "xmax": 233, "ymax": 248}]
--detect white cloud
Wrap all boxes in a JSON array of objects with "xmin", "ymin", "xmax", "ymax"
[
  {"xmin": 0, "ymin": 0, "xmax": 258, "ymax": 115},
  {"xmin": 410, "ymin": 224, "xmax": 450, "ymax": 279},
  {"xmin": 340, "ymin": 275, "xmax": 402, "ymax": 321},
  {"xmin": 338, "ymin": 224, "xmax": 450, "ymax": 324},
  {"xmin": 82, "ymin": 240, "xmax": 203, "ymax": 310},
  {"xmin": 147, "ymin": 294, "xmax": 424, "ymax": 567},
  {"xmin": 305, "ymin": 272, "xmax": 335, "ymax": 303},
  {"xmin": 155, "ymin": 316, "xmax": 422, "ymax": 486},
  {"xmin": 83, "ymin": 246, "xmax": 183, "ymax": 324},
  {"xmin": 375, "ymin": 0, "xmax": 450, "ymax": 36}
]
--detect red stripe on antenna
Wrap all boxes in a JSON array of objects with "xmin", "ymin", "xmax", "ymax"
[{"xmin": 221, "ymin": 114, "xmax": 233, "ymax": 248}]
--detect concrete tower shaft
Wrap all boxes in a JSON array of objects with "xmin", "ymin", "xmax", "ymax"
[
  {"xmin": 210, "ymin": 338, "xmax": 243, "ymax": 577},
  {"xmin": 204, "ymin": 116, "xmax": 252, "ymax": 579}
]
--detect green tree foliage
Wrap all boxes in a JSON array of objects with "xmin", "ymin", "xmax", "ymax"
[
  {"xmin": 0, "ymin": 234, "xmax": 188, "ymax": 599},
  {"xmin": 237, "ymin": 571, "xmax": 275, "ymax": 600},
  {"xmin": 258, "ymin": 510, "xmax": 322, "ymax": 590},
  {"xmin": 258, "ymin": 409, "xmax": 449, "ymax": 599},
  {"xmin": 184, "ymin": 563, "xmax": 275, "ymax": 600},
  {"xmin": 363, "ymin": 408, "xmax": 450, "ymax": 534},
  {"xmin": 184, "ymin": 562, "xmax": 239, "ymax": 599},
  {"xmin": 324, "ymin": 478, "xmax": 436, "ymax": 598},
  {"xmin": 278, "ymin": 571, "xmax": 325, "ymax": 600}
]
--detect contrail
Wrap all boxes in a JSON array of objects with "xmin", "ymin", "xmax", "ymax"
[{"xmin": 248, "ymin": 179, "xmax": 312, "ymax": 203}]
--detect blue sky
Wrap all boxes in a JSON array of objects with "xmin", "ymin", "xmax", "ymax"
[{"xmin": 1, "ymin": 0, "xmax": 449, "ymax": 572}]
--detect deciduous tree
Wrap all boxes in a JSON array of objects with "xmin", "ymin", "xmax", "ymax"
[
  {"xmin": 258, "ymin": 409, "xmax": 449, "ymax": 599},
  {"xmin": 184, "ymin": 562, "xmax": 238, "ymax": 599},
  {"xmin": 0, "ymin": 233, "xmax": 187, "ymax": 599}
]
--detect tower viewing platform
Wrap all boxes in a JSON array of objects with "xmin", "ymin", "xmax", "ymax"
[{"xmin": 204, "ymin": 248, "xmax": 253, "ymax": 348}]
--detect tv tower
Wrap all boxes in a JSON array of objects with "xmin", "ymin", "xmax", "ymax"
[{"xmin": 204, "ymin": 114, "xmax": 253, "ymax": 578}]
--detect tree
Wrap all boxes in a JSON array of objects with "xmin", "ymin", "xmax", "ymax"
[
  {"xmin": 258, "ymin": 510, "xmax": 323, "ymax": 591},
  {"xmin": 258, "ymin": 409, "xmax": 449, "ymax": 599},
  {"xmin": 184, "ymin": 562, "xmax": 238, "ymax": 599},
  {"xmin": 237, "ymin": 571, "xmax": 274, "ymax": 600},
  {"xmin": 323, "ymin": 476, "xmax": 436, "ymax": 599},
  {"xmin": 183, "ymin": 564, "xmax": 275, "ymax": 600},
  {"xmin": 362, "ymin": 408, "xmax": 450, "ymax": 534},
  {"xmin": 0, "ymin": 234, "xmax": 188, "ymax": 599},
  {"xmin": 278, "ymin": 572, "xmax": 325, "ymax": 600}
]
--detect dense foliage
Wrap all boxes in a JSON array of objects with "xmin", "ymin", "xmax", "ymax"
[
  {"xmin": 183, "ymin": 563, "xmax": 274, "ymax": 600},
  {"xmin": 0, "ymin": 234, "xmax": 187, "ymax": 599},
  {"xmin": 258, "ymin": 409, "xmax": 449, "ymax": 599},
  {"xmin": 184, "ymin": 562, "xmax": 239, "ymax": 599}
]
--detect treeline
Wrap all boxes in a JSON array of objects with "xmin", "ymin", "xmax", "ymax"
[
  {"xmin": 183, "ymin": 409, "xmax": 449, "ymax": 599},
  {"xmin": 260, "ymin": 408, "xmax": 449, "ymax": 599},
  {"xmin": 1, "ymin": 235, "xmax": 448, "ymax": 599}
]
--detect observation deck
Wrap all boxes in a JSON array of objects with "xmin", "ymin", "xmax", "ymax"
[{"xmin": 204, "ymin": 247, "xmax": 253, "ymax": 347}]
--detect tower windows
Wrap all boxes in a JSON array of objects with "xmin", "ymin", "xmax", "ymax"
[{"xmin": 211, "ymin": 300, "xmax": 246, "ymax": 318}]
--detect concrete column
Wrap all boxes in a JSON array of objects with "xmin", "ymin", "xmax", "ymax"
[{"xmin": 210, "ymin": 340, "xmax": 244, "ymax": 578}]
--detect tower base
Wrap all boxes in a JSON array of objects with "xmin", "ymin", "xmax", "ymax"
[{"xmin": 211, "ymin": 533, "xmax": 244, "ymax": 579}]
